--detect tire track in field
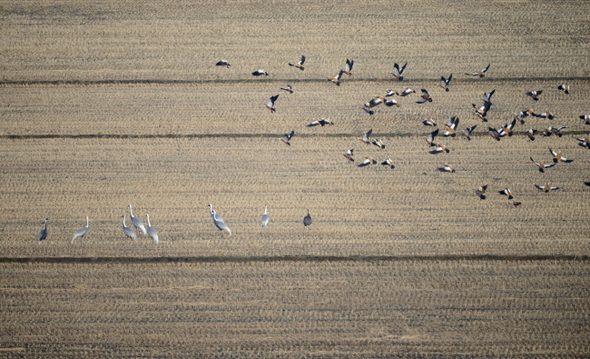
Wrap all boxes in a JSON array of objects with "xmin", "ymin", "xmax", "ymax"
[{"xmin": 1, "ymin": 254, "xmax": 588, "ymax": 264}]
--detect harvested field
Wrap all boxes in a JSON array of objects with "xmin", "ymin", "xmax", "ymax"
[{"xmin": 1, "ymin": 0, "xmax": 590, "ymax": 357}]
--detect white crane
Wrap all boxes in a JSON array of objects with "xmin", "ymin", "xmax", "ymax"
[
  {"xmin": 72, "ymin": 216, "xmax": 90, "ymax": 243},
  {"xmin": 121, "ymin": 215, "xmax": 137, "ymax": 240},
  {"xmin": 146, "ymin": 214, "xmax": 159, "ymax": 244},
  {"xmin": 208, "ymin": 204, "xmax": 231, "ymax": 235},
  {"xmin": 128, "ymin": 205, "xmax": 147, "ymax": 235},
  {"xmin": 261, "ymin": 205, "xmax": 269, "ymax": 227}
]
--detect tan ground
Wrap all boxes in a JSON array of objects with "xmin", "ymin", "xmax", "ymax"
[{"xmin": 1, "ymin": 0, "xmax": 589, "ymax": 357}]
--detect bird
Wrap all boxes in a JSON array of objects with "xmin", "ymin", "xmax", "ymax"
[
  {"xmin": 303, "ymin": 210, "xmax": 313, "ymax": 226},
  {"xmin": 482, "ymin": 89, "xmax": 496, "ymax": 103},
  {"xmin": 465, "ymin": 64, "xmax": 490, "ymax": 78},
  {"xmin": 288, "ymin": 55, "xmax": 305, "ymax": 70},
  {"xmin": 439, "ymin": 74, "xmax": 452, "ymax": 91},
  {"xmin": 576, "ymin": 137, "xmax": 590, "ymax": 149},
  {"xmin": 306, "ymin": 118, "xmax": 334, "ymax": 127},
  {"xmin": 121, "ymin": 215, "xmax": 137, "ymax": 240},
  {"xmin": 261, "ymin": 205, "xmax": 269, "ymax": 227},
  {"xmin": 423, "ymin": 119, "xmax": 437, "ymax": 126},
  {"xmin": 584, "ymin": 181, "xmax": 590, "ymax": 187},
  {"xmin": 473, "ymin": 101, "xmax": 492, "ymax": 122},
  {"xmin": 526, "ymin": 90, "xmax": 543, "ymax": 101},
  {"xmin": 128, "ymin": 205, "xmax": 147, "ymax": 235},
  {"xmin": 280, "ymin": 85, "xmax": 293, "ymax": 93},
  {"xmin": 557, "ymin": 84, "xmax": 570, "ymax": 94},
  {"xmin": 526, "ymin": 129, "xmax": 537, "ymax": 141},
  {"xmin": 327, "ymin": 70, "xmax": 344, "ymax": 86},
  {"xmin": 358, "ymin": 129, "xmax": 373, "ymax": 144},
  {"xmin": 342, "ymin": 59, "xmax": 354, "ymax": 76},
  {"xmin": 515, "ymin": 109, "xmax": 532, "ymax": 124},
  {"xmin": 416, "ymin": 89, "xmax": 432, "ymax": 104},
  {"xmin": 535, "ymin": 184, "xmax": 560, "ymax": 192},
  {"xmin": 372, "ymin": 138, "xmax": 385, "ymax": 149},
  {"xmin": 343, "ymin": 149, "xmax": 354, "ymax": 162},
  {"xmin": 462, "ymin": 125, "xmax": 477, "ymax": 141},
  {"xmin": 381, "ymin": 158, "xmax": 395, "ymax": 169},
  {"xmin": 252, "ymin": 69, "xmax": 269, "ymax": 76},
  {"xmin": 266, "ymin": 94, "xmax": 279, "ymax": 112},
  {"xmin": 426, "ymin": 129, "xmax": 439, "ymax": 146},
  {"xmin": 580, "ymin": 115, "xmax": 590, "ymax": 124},
  {"xmin": 145, "ymin": 214, "xmax": 159, "ymax": 244},
  {"xmin": 530, "ymin": 157, "xmax": 555, "ymax": 172},
  {"xmin": 208, "ymin": 204, "xmax": 231, "ymax": 235},
  {"xmin": 443, "ymin": 116, "xmax": 459, "ymax": 137},
  {"xmin": 532, "ymin": 111, "xmax": 554, "ymax": 120},
  {"xmin": 281, "ymin": 130, "xmax": 294, "ymax": 146},
  {"xmin": 71, "ymin": 216, "xmax": 90, "ymax": 243},
  {"xmin": 385, "ymin": 89, "xmax": 399, "ymax": 97},
  {"xmin": 548, "ymin": 148, "xmax": 573, "ymax": 163},
  {"xmin": 365, "ymin": 96, "xmax": 398, "ymax": 109},
  {"xmin": 542, "ymin": 126, "xmax": 566, "ymax": 137},
  {"xmin": 38, "ymin": 217, "xmax": 49, "ymax": 242},
  {"xmin": 498, "ymin": 118, "xmax": 517, "ymax": 137},
  {"xmin": 400, "ymin": 88, "xmax": 415, "ymax": 96},
  {"xmin": 358, "ymin": 156, "xmax": 377, "ymax": 167},
  {"xmin": 513, "ymin": 200, "xmax": 522, "ymax": 207},
  {"xmin": 215, "ymin": 60, "xmax": 231, "ymax": 68},
  {"xmin": 476, "ymin": 185, "xmax": 488, "ymax": 200},
  {"xmin": 499, "ymin": 188, "xmax": 514, "ymax": 199},
  {"xmin": 430, "ymin": 143, "xmax": 450, "ymax": 154},
  {"xmin": 392, "ymin": 62, "xmax": 408, "ymax": 81},
  {"xmin": 440, "ymin": 163, "xmax": 455, "ymax": 173},
  {"xmin": 489, "ymin": 127, "xmax": 502, "ymax": 141}
]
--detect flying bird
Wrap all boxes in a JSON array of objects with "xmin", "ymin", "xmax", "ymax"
[
  {"xmin": 473, "ymin": 101, "xmax": 492, "ymax": 122},
  {"xmin": 462, "ymin": 125, "xmax": 477, "ymax": 140},
  {"xmin": 526, "ymin": 90, "xmax": 543, "ymax": 101},
  {"xmin": 121, "ymin": 215, "xmax": 137, "ymax": 240},
  {"xmin": 381, "ymin": 158, "xmax": 395, "ymax": 169},
  {"xmin": 440, "ymin": 163, "xmax": 455, "ymax": 173},
  {"xmin": 499, "ymin": 188, "xmax": 514, "ymax": 199},
  {"xmin": 358, "ymin": 129, "xmax": 373, "ymax": 144},
  {"xmin": 465, "ymin": 64, "xmax": 490, "ymax": 78},
  {"xmin": 358, "ymin": 156, "xmax": 377, "ymax": 167},
  {"xmin": 557, "ymin": 84, "xmax": 570, "ymax": 94},
  {"xmin": 215, "ymin": 60, "xmax": 231, "ymax": 68},
  {"xmin": 306, "ymin": 118, "xmax": 334, "ymax": 127},
  {"xmin": 430, "ymin": 143, "xmax": 450, "ymax": 154},
  {"xmin": 71, "ymin": 216, "xmax": 90, "ymax": 243},
  {"xmin": 252, "ymin": 69, "xmax": 269, "ymax": 76},
  {"xmin": 513, "ymin": 200, "xmax": 522, "ymax": 207},
  {"xmin": 392, "ymin": 62, "xmax": 408, "ymax": 81},
  {"xmin": 145, "ymin": 214, "xmax": 159, "ymax": 244},
  {"xmin": 535, "ymin": 184, "xmax": 560, "ymax": 192},
  {"xmin": 542, "ymin": 126, "xmax": 566, "ymax": 137},
  {"xmin": 385, "ymin": 89, "xmax": 399, "ymax": 97},
  {"xmin": 532, "ymin": 111, "xmax": 554, "ymax": 120},
  {"xmin": 515, "ymin": 109, "xmax": 532, "ymax": 124},
  {"xmin": 343, "ymin": 149, "xmax": 354, "ymax": 162},
  {"xmin": 526, "ymin": 129, "xmax": 537, "ymax": 141},
  {"xmin": 303, "ymin": 210, "xmax": 313, "ymax": 226},
  {"xmin": 128, "ymin": 205, "xmax": 147, "ymax": 235},
  {"xmin": 443, "ymin": 116, "xmax": 460, "ymax": 137},
  {"xmin": 266, "ymin": 94, "xmax": 279, "ymax": 113},
  {"xmin": 530, "ymin": 157, "xmax": 555, "ymax": 172},
  {"xmin": 423, "ymin": 119, "xmax": 437, "ymax": 126},
  {"xmin": 281, "ymin": 130, "xmax": 295, "ymax": 146},
  {"xmin": 372, "ymin": 138, "xmax": 385, "ymax": 149},
  {"xmin": 548, "ymin": 148, "xmax": 573, "ymax": 163},
  {"xmin": 476, "ymin": 185, "xmax": 488, "ymax": 200},
  {"xmin": 416, "ymin": 89, "xmax": 432, "ymax": 104},
  {"xmin": 261, "ymin": 205, "xmax": 269, "ymax": 227},
  {"xmin": 400, "ymin": 88, "xmax": 415, "ymax": 96},
  {"xmin": 498, "ymin": 118, "xmax": 517, "ymax": 137},
  {"xmin": 580, "ymin": 115, "xmax": 590, "ymax": 124},
  {"xmin": 439, "ymin": 74, "xmax": 452, "ymax": 91},
  {"xmin": 426, "ymin": 129, "xmax": 439, "ymax": 146},
  {"xmin": 208, "ymin": 204, "xmax": 231, "ymax": 235},
  {"xmin": 489, "ymin": 127, "xmax": 502, "ymax": 141},
  {"xmin": 482, "ymin": 89, "xmax": 496, "ymax": 103},
  {"xmin": 576, "ymin": 137, "xmax": 590, "ymax": 149},
  {"xmin": 288, "ymin": 55, "xmax": 306, "ymax": 70},
  {"xmin": 280, "ymin": 85, "xmax": 293, "ymax": 93},
  {"xmin": 327, "ymin": 70, "xmax": 344, "ymax": 86},
  {"xmin": 38, "ymin": 217, "xmax": 49, "ymax": 242},
  {"xmin": 342, "ymin": 59, "xmax": 354, "ymax": 76}
]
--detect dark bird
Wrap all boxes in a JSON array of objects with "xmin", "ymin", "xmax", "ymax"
[
  {"xmin": 252, "ymin": 69, "xmax": 269, "ymax": 76},
  {"xmin": 281, "ymin": 130, "xmax": 294, "ymax": 146},
  {"xmin": 266, "ymin": 94, "xmax": 279, "ymax": 113},
  {"xmin": 38, "ymin": 217, "xmax": 49, "ymax": 242},
  {"xmin": 215, "ymin": 60, "xmax": 231, "ymax": 68},
  {"xmin": 465, "ymin": 64, "xmax": 490, "ymax": 78},
  {"xmin": 526, "ymin": 90, "xmax": 543, "ymax": 101},
  {"xmin": 439, "ymin": 74, "xmax": 452, "ymax": 91},
  {"xmin": 342, "ymin": 59, "xmax": 354, "ymax": 76},
  {"xmin": 392, "ymin": 62, "xmax": 408, "ymax": 81},
  {"xmin": 303, "ymin": 210, "xmax": 312, "ymax": 226},
  {"xmin": 288, "ymin": 55, "xmax": 306, "ymax": 70}
]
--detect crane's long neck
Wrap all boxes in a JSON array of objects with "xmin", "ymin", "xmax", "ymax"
[
  {"xmin": 85, "ymin": 216, "xmax": 89, "ymax": 227},
  {"xmin": 264, "ymin": 206, "xmax": 267, "ymax": 215},
  {"xmin": 146, "ymin": 214, "xmax": 151, "ymax": 227},
  {"xmin": 122, "ymin": 216, "xmax": 126, "ymax": 226},
  {"xmin": 129, "ymin": 205, "xmax": 134, "ymax": 217},
  {"xmin": 44, "ymin": 219, "xmax": 48, "ymax": 230}
]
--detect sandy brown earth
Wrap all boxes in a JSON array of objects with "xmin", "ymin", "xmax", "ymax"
[{"xmin": 1, "ymin": 0, "xmax": 589, "ymax": 357}]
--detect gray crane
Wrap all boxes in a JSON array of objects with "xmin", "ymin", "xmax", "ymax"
[
  {"xmin": 303, "ymin": 210, "xmax": 312, "ymax": 226},
  {"xmin": 38, "ymin": 217, "xmax": 49, "ymax": 242},
  {"xmin": 261, "ymin": 205, "xmax": 269, "ymax": 227},
  {"xmin": 146, "ymin": 214, "xmax": 159, "ymax": 244},
  {"xmin": 208, "ymin": 204, "xmax": 231, "ymax": 235},
  {"xmin": 128, "ymin": 205, "xmax": 147, "ymax": 235},
  {"xmin": 121, "ymin": 215, "xmax": 137, "ymax": 240},
  {"xmin": 72, "ymin": 216, "xmax": 90, "ymax": 243}
]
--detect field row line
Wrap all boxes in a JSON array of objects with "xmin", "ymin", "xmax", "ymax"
[
  {"xmin": 2, "ymin": 131, "xmax": 590, "ymax": 140},
  {"xmin": 1, "ymin": 255, "xmax": 588, "ymax": 264},
  {"xmin": 1, "ymin": 76, "xmax": 590, "ymax": 86}
]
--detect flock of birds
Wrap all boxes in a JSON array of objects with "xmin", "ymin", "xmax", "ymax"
[{"xmin": 36, "ymin": 57, "xmax": 588, "ymax": 242}]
